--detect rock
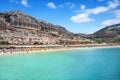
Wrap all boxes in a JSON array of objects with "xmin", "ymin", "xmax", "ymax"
[{"xmin": 0, "ymin": 10, "xmax": 88, "ymax": 45}]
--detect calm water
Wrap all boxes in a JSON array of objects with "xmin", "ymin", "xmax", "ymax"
[{"xmin": 0, "ymin": 47, "xmax": 120, "ymax": 80}]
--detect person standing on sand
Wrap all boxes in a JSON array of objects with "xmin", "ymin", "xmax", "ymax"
[
  {"xmin": 10, "ymin": 49, "xmax": 13, "ymax": 54},
  {"xmin": 27, "ymin": 49, "xmax": 29, "ymax": 53},
  {"xmin": 2, "ymin": 48, "xmax": 6, "ymax": 55},
  {"xmin": 0, "ymin": 49, "xmax": 2, "ymax": 54}
]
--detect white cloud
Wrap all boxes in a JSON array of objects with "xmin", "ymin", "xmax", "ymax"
[
  {"xmin": 102, "ymin": 10, "xmax": 120, "ymax": 26},
  {"xmin": 102, "ymin": 19, "xmax": 120, "ymax": 26},
  {"xmin": 71, "ymin": 6, "xmax": 109, "ymax": 23},
  {"xmin": 85, "ymin": 0, "xmax": 119, "ymax": 15},
  {"xmin": 46, "ymin": 2, "xmax": 57, "ymax": 9},
  {"xmin": 70, "ymin": 13, "xmax": 94, "ymax": 23},
  {"xmin": 81, "ymin": 5, "xmax": 86, "ymax": 10},
  {"xmin": 21, "ymin": 0, "xmax": 29, "ymax": 7},
  {"xmin": 108, "ymin": 0, "xmax": 120, "ymax": 9},
  {"xmin": 86, "ymin": 6, "xmax": 109, "ymax": 14},
  {"xmin": 71, "ymin": 0, "xmax": 120, "ymax": 24},
  {"xmin": 85, "ymin": 0, "xmax": 119, "ymax": 14},
  {"xmin": 115, "ymin": 10, "xmax": 120, "ymax": 18}
]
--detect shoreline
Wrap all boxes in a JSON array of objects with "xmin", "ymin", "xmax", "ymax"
[{"xmin": 0, "ymin": 44, "xmax": 120, "ymax": 56}]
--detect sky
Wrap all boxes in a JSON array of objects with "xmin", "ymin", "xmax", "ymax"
[{"xmin": 0, "ymin": 0, "xmax": 120, "ymax": 34}]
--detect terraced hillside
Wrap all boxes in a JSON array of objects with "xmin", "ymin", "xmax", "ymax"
[{"xmin": 0, "ymin": 10, "xmax": 90, "ymax": 45}]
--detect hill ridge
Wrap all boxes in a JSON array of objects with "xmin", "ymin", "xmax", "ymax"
[{"xmin": 0, "ymin": 10, "xmax": 90, "ymax": 45}]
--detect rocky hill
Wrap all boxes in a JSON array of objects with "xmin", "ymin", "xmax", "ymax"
[
  {"xmin": 0, "ymin": 10, "xmax": 90, "ymax": 45},
  {"xmin": 88, "ymin": 23, "xmax": 120, "ymax": 43}
]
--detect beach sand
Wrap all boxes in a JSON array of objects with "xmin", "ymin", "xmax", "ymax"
[{"xmin": 0, "ymin": 44, "xmax": 120, "ymax": 56}]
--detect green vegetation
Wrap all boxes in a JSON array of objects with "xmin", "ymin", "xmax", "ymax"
[
  {"xmin": 34, "ymin": 42, "xmax": 43, "ymax": 45},
  {"xmin": 0, "ymin": 41, "xmax": 10, "ymax": 45},
  {"xmin": 59, "ymin": 40, "xmax": 91, "ymax": 45},
  {"xmin": 95, "ymin": 39, "xmax": 105, "ymax": 44},
  {"xmin": 0, "ymin": 25, "xmax": 3, "ymax": 30},
  {"xmin": 110, "ymin": 38, "xmax": 120, "ymax": 43},
  {"xmin": 50, "ymin": 33, "xmax": 59, "ymax": 37},
  {"xmin": 94, "ymin": 38, "xmax": 120, "ymax": 44}
]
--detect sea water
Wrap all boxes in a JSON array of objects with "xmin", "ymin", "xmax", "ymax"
[{"xmin": 0, "ymin": 47, "xmax": 120, "ymax": 80}]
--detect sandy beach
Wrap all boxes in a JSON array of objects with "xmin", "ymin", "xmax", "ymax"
[{"xmin": 0, "ymin": 44, "xmax": 120, "ymax": 56}]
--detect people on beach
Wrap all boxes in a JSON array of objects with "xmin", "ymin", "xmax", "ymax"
[{"xmin": 0, "ymin": 44, "xmax": 120, "ymax": 55}]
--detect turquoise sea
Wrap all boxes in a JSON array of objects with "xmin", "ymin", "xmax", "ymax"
[{"xmin": 0, "ymin": 47, "xmax": 120, "ymax": 80}]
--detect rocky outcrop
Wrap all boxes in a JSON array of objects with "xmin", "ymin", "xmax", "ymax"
[
  {"xmin": 88, "ymin": 23, "xmax": 120, "ymax": 43},
  {"xmin": 0, "ymin": 10, "xmax": 89, "ymax": 45}
]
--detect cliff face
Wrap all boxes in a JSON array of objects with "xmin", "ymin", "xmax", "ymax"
[{"xmin": 0, "ymin": 10, "xmax": 89, "ymax": 45}]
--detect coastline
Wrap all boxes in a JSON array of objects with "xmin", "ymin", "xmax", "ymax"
[{"xmin": 0, "ymin": 44, "xmax": 120, "ymax": 56}]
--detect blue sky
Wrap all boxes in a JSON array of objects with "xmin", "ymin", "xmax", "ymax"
[{"xmin": 0, "ymin": 0, "xmax": 120, "ymax": 34}]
